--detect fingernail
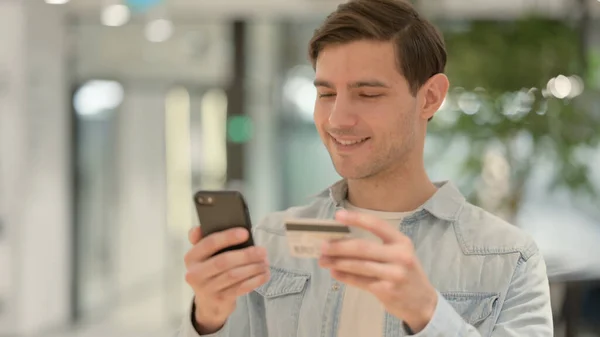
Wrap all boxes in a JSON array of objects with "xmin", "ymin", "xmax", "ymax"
[
  {"xmin": 336, "ymin": 209, "xmax": 350, "ymax": 220},
  {"xmin": 321, "ymin": 242, "xmax": 330, "ymax": 253}
]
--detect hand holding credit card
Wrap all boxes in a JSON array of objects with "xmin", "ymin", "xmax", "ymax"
[{"xmin": 285, "ymin": 218, "xmax": 352, "ymax": 258}]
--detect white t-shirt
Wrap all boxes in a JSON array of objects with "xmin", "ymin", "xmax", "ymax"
[{"xmin": 336, "ymin": 201, "xmax": 415, "ymax": 337}]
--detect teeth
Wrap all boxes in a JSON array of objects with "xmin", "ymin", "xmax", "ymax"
[{"xmin": 336, "ymin": 138, "xmax": 368, "ymax": 146}]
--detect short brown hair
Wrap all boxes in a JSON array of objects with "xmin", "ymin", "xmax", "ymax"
[{"xmin": 309, "ymin": 0, "xmax": 446, "ymax": 96}]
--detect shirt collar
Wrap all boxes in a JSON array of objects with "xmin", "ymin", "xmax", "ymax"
[{"xmin": 315, "ymin": 179, "xmax": 465, "ymax": 221}]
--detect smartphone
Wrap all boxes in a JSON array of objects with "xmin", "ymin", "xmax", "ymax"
[{"xmin": 193, "ymin": 190, "xmax": 255, "ymax": 255}]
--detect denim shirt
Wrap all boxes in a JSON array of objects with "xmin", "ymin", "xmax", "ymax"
[{"xmin": 176, "ymin": 180, "xmax": 553, "ymax": 337}]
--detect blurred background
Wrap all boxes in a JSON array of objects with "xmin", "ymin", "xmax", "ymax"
[{"xmin": 1, "ymin": 0, "xmax": 600, "ymax": 336}]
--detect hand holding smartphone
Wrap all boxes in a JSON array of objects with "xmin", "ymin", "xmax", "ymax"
[{"xmin": 185, "ymin": 190, "xmax": 268, "ymax": 335}]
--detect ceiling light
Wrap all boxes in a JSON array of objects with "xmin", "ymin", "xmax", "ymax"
[
  {"xmin": 74, "ymin": 80, "xmax": 124, "ymax": 117},
  {"xmin": 101, "ymin": 4, "xmax": 131, "ymax": 27},
  {"xmin": 145, "ymin": 19, "xmax": 174, "ymax": 43}
]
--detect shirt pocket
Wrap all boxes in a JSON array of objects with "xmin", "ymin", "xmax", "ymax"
[
  {"xmin": 254, "ymin": 266, "xmax": 311, "ymax": 337},
  {"xmin": 441, "ymin": 291, "xmax": 500, "ymax": 334}
]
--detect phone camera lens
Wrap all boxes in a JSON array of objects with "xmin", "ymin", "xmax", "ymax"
[{"xmin": 197, "ymin": 196, "xmax": 214, "ymax": 205}]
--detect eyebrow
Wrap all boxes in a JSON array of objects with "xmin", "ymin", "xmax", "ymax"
[{"xmin": 313, "ymin": 79, "xmax": 391, "ymax": 89}]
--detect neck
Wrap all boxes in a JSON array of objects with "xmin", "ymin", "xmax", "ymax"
[{"xmin": 346, "ymin": 159, "xmax": 437, "ymax": 213}]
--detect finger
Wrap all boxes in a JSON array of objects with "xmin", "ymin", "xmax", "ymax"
[
  {"xmin": 184, "ymin": 228, "xmax": 250, "ymax": 266},
  {"xmin": 188, "ymin": 227, "xmax": 202, "ymax": 245},
  {"xmin": 207, "ymin": 262, "xmax": 269, "ymax": 293},
  {"xmin": 329, "ymin": 269, "xmax": 377, "ymax": 290},
  {"xmin": 335, "ymin": 210, "xmax": 405, "ymax": 244},
  {"xmin": 200, "ymin": 246, "xmax": 268, "ymax": 279},
  {"xmin": 321, "ymin": 238, "xmax": 391, "ymax": 262},
  {"xmin": 219, "ymin": 269, "xmax": 271, "ymax": 297},
  {"xmin": 320, "ymin": 257, "xmax": 406, "ymax": 282},
  {"xmin": 366, "ymin": 280, "xmax": 398, "ymax": 301}
]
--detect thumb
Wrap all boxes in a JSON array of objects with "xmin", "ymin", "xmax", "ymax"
[{"xmin": 188, "ymin": 226, "xmax": 202, "ymax": 245}]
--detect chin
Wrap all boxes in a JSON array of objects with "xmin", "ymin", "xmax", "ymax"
[{"xmin": 332, "ymin": 162, "xmax": 371, "ymax": 180}]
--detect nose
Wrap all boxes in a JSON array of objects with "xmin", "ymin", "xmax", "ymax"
[{"xmin": 328, "ymin": 94, "xmax": 357, "ymax": 128}]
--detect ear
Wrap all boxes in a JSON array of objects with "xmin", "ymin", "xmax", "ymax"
[{"xmin": 419, "ymin": 73, "xmax": 449, "ymax": 121}]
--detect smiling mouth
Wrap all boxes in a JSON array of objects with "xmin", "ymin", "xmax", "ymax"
[{"xmin": 330, "ymin": 135, "xmax": 371, "ymax": 146}]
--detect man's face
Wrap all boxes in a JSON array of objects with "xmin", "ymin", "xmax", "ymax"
[{"xmin": 313, "ymin": 40, "xmax": 421, "ymax": 180}]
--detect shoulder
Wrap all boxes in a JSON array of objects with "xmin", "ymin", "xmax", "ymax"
[{"xmin": 453, "ymin": 202, "xmax": 539, "ymax": 261}]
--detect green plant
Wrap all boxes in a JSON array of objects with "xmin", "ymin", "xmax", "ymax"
[{"xmin": 428, "ymin": 18, "xmax": 600, "ymax": 222}]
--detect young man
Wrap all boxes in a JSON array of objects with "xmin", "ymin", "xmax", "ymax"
[{"xmin": 178, "ymin": 0, "xmax": 553, "ymax": 336}]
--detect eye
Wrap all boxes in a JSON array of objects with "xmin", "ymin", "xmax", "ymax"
[
  {"xmin": 360, "ymin": 94, "xmax": 383, "ymax": 98},
  {"xmin": 319, "ymin": 93, "xmax": 336, "ymax": 98}
]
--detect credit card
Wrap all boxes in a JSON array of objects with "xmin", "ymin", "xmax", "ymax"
[{"xmin": 284, "ymin": 218, "xmax": 351, "ymax": 258}]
